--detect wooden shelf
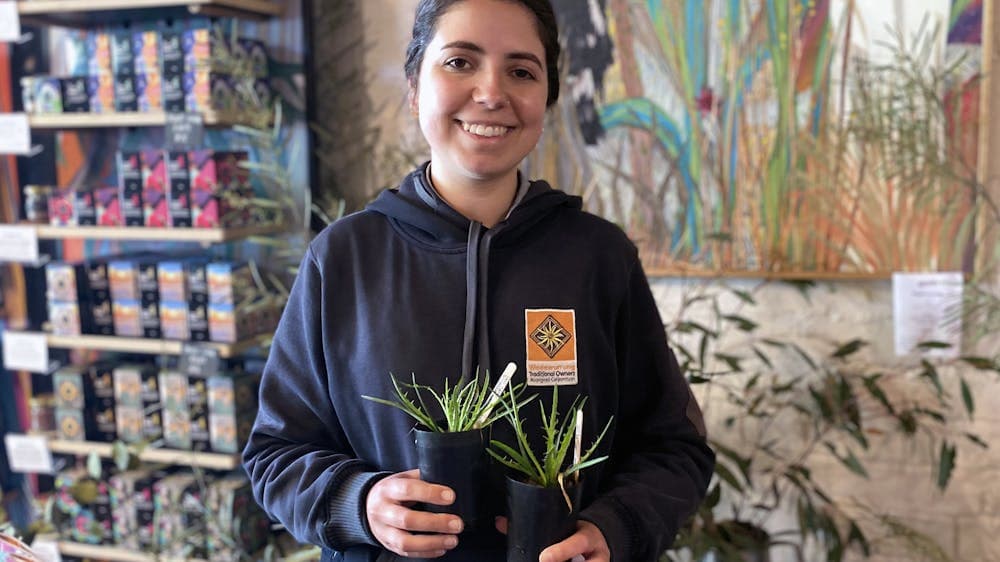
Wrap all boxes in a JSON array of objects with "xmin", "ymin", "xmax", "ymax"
[
  {"xmin": 58, "ymin": 541, "xmax": 206, "ymax": 562},
  {"xmin": 33, "ymin": 222, "xmax": 284, "ymax": 243},
  {"xmin": 18, "ymin": 0, "xmax": 283, "ymax": 27},
  {"xmin": 28, "ymin": 110, "xmax": 250, "ymax": 129},
  {"xmin": 11, "ymin": 331, "xmax": 269, "ymax": 357},
  {"xmin": 48, "ymin": 439, "xmax": 240, "ymax": 470}
]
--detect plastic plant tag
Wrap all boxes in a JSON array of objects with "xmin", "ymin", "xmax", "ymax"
[{"xmin": 475, "ymin": 361, "xmax": 518, "ymax": 428}]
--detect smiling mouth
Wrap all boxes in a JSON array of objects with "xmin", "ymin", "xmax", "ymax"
[{"xmin": 459, "ymin": 121, "xmax": 512, "ymax": 138}]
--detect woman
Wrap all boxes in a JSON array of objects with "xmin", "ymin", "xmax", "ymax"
[{"xmin": 243, "ymin": 1, "xmax": 715, "ymax": 560}]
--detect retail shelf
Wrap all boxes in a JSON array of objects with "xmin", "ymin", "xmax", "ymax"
[
  {"xmin": 33, "ymin": 222, "xmax": 284, "ymax": 243},
  {"xmin": 58, "ymin": 541, "xmax": 205, "ymax": 562},
  {"xmin": 12, "ymin": 331, "xmax": 269, "ymax": 358},
  {"xmin": 47, "ymin": 439, "xmax": 240, "ymax": 470},
  {"xmin": 18, "ymin": 0, "xmax": 283, "ymax": 27},
  {"xmin": 28, "ymin": 110, "xmax": 255, "ymax": 129}
]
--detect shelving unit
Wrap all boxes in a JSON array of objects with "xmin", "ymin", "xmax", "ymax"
[
  {"xmin": 47, "ymin": 439, "xmax": 240, "ymax": 470},
  {"xmin": 18, "ymin": 0, "xmax": 283, "ymax": 27},
  {"xmin": 58, "ymin": 541, "xmax": 206, "ymax": 562},
  {"xmin": 28, "ymin": 109, "xmax": 254, "ymax": 129},
  {"xmin": 33, "ymin": 222, "xmax": 285, "ymax": 242},
  {"xmin": 9, "ymin": 331, "xmax": 269, "ymax": 358}
]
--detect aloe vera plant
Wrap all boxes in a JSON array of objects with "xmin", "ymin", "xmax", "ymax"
[
  {"xmin": 488, "ymin": 386, "xmax": 612, "ymax": 489},
  {"xmin": 363, "ymin": 365, "xmax": 531, "ymax": 432}
]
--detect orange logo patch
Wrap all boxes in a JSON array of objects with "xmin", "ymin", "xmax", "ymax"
[{"xmin": 525, "ymin": 309, "xmax": 578, "ymax": 386}]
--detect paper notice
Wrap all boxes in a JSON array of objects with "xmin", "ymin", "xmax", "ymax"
[{"xmin": 892, "ymin": 272, "xmax": 963, "ymax": 358}]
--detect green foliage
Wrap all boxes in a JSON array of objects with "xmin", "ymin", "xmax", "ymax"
[
  {"xmin": 487, "ymin": 385, "xmax": 611, "ymax": 489},
  {"xmin": 363, "ymin": 370, "xmax": 533, "ymax": 432},
  {"xmin": 664, "ymin": 281, "xmax": 985, "ymax": 562}
]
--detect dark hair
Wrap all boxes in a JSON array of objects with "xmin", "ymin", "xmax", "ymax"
[{"xmin": 404, "ymin": 0, "xmax": 561, "ymax": 107}]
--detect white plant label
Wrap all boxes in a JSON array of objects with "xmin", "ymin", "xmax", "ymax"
[
  {"xmin": 0, "ymin": 224, "xmax": 40, "ymax": 263},
  {"xmin": 573, "ymin": 408, "xmax": 583, "ymax": 468},
  {"xmin": 0, "ymin": 113, "xmax": 31, "ymax": 154},
  {"xmin": 475, "ymin": 362, "xmax": 518, "ymax": 428},
  {"xmin": 4, "ymin": 433, "xmax": 53, "ymax": 473},
  {"xmin": 2, "ymin": 330, "xmax": 49, "ymax": 373},
  {"xmin": 0, "ymin": 2, "xmax": 20, "ymax": 43}
]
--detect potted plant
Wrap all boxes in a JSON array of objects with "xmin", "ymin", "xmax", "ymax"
[
  {"xmin": 488, "ymin": 386, "xmax": 612, "ymax": 562},
  {"xmin": 363, "ymin": 363, "xmax": 532, "ymax": 528}
]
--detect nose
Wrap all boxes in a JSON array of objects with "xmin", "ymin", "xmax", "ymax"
[{"xmin": 473, "ymin": 70, "xmax": 508, "ymax": 109}]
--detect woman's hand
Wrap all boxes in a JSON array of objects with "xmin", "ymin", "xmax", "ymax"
[
  {"xmin": 494, "ymin": 517, "xmax": 609, "ymax": 562},
  {"xmin": 366, "ymin": 469, "xmax": 464, "ymax": 558}
]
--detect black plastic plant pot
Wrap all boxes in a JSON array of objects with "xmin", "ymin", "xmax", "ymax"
[
  {"xmin": 414, "ymin": 427, "xmax": 486, "ymax": 528},
  {"xmin": 505, "ymin": 476, "xmax": 582, "ymax": 562}
]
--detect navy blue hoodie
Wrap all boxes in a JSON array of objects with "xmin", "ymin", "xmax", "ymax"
[{"xmin": 243, "ymin": 164, "xmax": 714, "ymax": 561}]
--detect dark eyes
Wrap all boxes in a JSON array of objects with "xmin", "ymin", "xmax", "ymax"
[
  {"xmin": 445, "ymin": 57, "xmax": 471, "ymax": 70},
  {"xmin": 443, "ymin": 58, "xmax": 538, "ymax": 81}
]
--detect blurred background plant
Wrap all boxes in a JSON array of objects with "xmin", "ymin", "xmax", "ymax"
[{"xmin": 659, "ymin": 279, "xmax": 998, "ymax": 562}]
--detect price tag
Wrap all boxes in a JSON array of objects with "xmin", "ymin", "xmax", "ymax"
[
  {"xmin": 30, "ymin": 538, "xmax": 63, "ymax": 562},
  {"xmin": 180, "ymin": 343, "xmax": 221, "ymax": 377},
  {"xmin": 4, "ymin": 433, "xmax": 54, "ymax": 473},
  {"xmin": 0, "ymin": 2, "xmax": 20, "ymax": 43},
  {"xmin": 165, "ymin": 112, "xmax": 205, "ymax": 149},
  {"xmin": 2, "ymin": 330, "xmax": 49, "ymax": 373},
  {"xmin": 0, "ymin": 224, "xmax": 40, "ymax": 264},
  {"xmin": 0, "ymin": 113, "xmax": 31, "ymax": 154}
]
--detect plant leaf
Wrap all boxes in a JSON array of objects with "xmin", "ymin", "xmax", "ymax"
[
  {"xmin": 960, "ymin": 377, "xmax": 974, "ymax": 418},
  {"xmin": 832, "ymin": 339, "xmax": 867, "ymax": 359},
  {"xmin": 961, "ymin": 356, "xmax": 1000, "ymax": 371},
  {"xmin": 937, "ymin": 441, "xmax": 956, "ymax": 490},
  {"xmin": 916, "ymin": 340, "xmax": 952, "ymax": 349}
]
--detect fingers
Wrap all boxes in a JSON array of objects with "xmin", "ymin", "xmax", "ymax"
[
  {"xmin": 365, "ymin": 470, "xmax": 465, "ymax": 558},
  {"xmin": 382, "ymin": 469, "xmax": 459, "ymax": 507},
  {"xmin": 538, "ymin": 521, "xmax": 610, "ymax": 562},
  {"xmin": 494, "ymin": 515, "xmax": 508, "ymax": 535}
]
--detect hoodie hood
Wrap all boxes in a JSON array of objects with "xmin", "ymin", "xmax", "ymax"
[{"xmin": 366, "ymin": 162, "xmax": 582, "ymax": 383}]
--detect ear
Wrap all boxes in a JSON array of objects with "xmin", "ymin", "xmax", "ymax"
[{"xmin": 408, "ymin": 79, "xmax": 419, "ymax": 117}]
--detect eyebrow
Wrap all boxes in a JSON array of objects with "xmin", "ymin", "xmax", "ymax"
[{"xmin": 440, "ymin": 41, "xmax": 544, "ymax": 69}]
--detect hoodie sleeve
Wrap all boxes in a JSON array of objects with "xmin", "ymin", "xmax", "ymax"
[
  {"xmin": 579, "ymin": 253, "xmax": 715, "ymax": 562},
  {"xmin": 242, "ymin": 247, "xmax": 390, "ymax": 549}
]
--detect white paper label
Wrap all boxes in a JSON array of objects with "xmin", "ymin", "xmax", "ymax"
[
  {"xmin": 0, "ymin": 2, "xmax": 20, "ymax": 43},
  {"xmin": 0, "ymin": 224, "xmax": 40, "ymax": 263},
  {"xmin": 30, "ymin": 539, "xmax": 62, "ymax": 562},
  {"xmin": 892, "ymin": 272, "xmax": 964, "ymax": 358},
  {"xmin": 4, "ymin": 434, "xmax": 54, "ymax": 474},
  {"xmin": 0, "ymin": 113, "xmax": 31, "ymax": 154},
  {"xmin": 2, "ymin": 331, "xmax": 49, "ymax": 373}
]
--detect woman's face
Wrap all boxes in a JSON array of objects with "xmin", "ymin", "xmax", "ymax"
[{"xmin": 412, "ymin": 0, "xmax": 548, "ymax": 189}]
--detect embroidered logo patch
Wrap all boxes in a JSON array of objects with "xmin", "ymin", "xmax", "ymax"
[{"xmin": 525, "ymin": 309, "xmax": 578, "ymax": 386}]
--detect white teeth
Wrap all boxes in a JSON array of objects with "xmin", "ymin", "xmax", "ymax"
[{"xmin": 462, "ymin": 122, "xmax": 509, "ymax": 137}]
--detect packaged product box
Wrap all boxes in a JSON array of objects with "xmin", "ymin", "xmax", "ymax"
[
  {"xmin": 20, "ymin": 77, "xmax": 35, "ymax": 113},
  {"xmin": 88, "ymin": 298, "xmax": 115, "ymax": 336},
  {"xmin": 88, "ymin": 73, "xmax": 115, "ymax": 114},
  {"xmin": 113, "ymin": 73, "xmax": 139, "ymax": 112},
  {"xmin": 94, "ymin": 185, "xmax": 123, "ymax": 226},
  {"xmin": 112, "ymin": 299, "xmax": 142, "ymax": 337},
  {"xmin": 62, "ymin": 31, "xmax": 90, "ymax": 78},
  {"xmin": 207, "ymin": 372, "xmax": 260, "ymax": 454},
  {"xmin": 60, "ymin": 77, "xmax": 90, "ymax": 112},
  {"xmin": 189, "ymin": 150, "xmax": 249, "ymax": 228},
  {"xmin": 48, "ymin": 186, "xmax": 77, "ymax": 226},
  {"xmin": 109, "ymin": 467, "xmax": 163, "ymax": 549},
  {"xmin": 188, "ymin": 300, "xmax": 209, "ymax": 342},
  {"xmin": 140, "ymin": 150, "xmax": 169, "ymax": 227},
  {"xmin": 206, "ymin": 261, "xmax": 255, "ymax": 305},
  {"xmin": 132, "ymin": 29, "xmax": 160, "ymax": 76},
  {"xmin": 136, "ymin": 71, "xmax": 163, "ymax": 112},
  {"xmin": 46, "ymin": 261, "xmax": 84, "ymax": 302},
  {"xmin": 54, "ymin": 366, "xmax": 87, "ymax": 409},
  {"xmin": 74, "ymin": 188, "xmax": 97, "ymax": 226},
  {"xmin": 160, "ymin": 26, "xmax": 184, "ymax": 76},
  {"xmin": 189, "ymin": 403, "xmax": 211, "ymax": 452},
  {"xmin": 86, "ymin": 29, "xmax": 113, "ymax": 77},
  {"xmin": 33, "ymin": 77, "xmax": 63, "ymax": 114},
  {"xmin": 165, "ymin": 151, "xmax": 192, "ymax": 227},
  {"xmin": 182, "ymin": 25, "xmax": 211, "ymax": 73},
  {"xmin": 55, "ymin": 407, "xmax": 86, "ymax": 441},
  {"xmin": 160, "ymin": 301, "xmax": 190, "ymax": 340},
  {"xmin": 115, "ymin": 404, "xmax": 144, "ymax": 443},
  {"xmin": 140, "ymin": 299, "xmax": 161, "ymax": 339},
  {"xmin": 184, "ymin": 70, "xmax": 237, "ymax": 114},
  {"xmin": 156, "ymin": 260, "xmax": 188, "ymax": 302},
  {"xmin": 90, "ymin": 395, "xmax": 117, "ymax": 442},
  {"xmin": 110, "ymin": 27, "xmax": 135, "ymax": 76},
  {"xmin": 108, "ymin": 258, "xmax": 140, "ymax": 301},
  {"xmin": 48, "ymin": 301, "xmax": 81, "ymax": 336},
  {"xmin": 162, "ymin": 72, "xmax": 185, "ymax": 113},
  {"xmin": 152, "ymin": 472, "xmax": 199, "ymax": 554},
  {"xmin": 118, "ymin": 151, "xmax": 144, "ymax": 226},
  {"xmin": 235, "ymin": 37, "xmax": 269, "ymax": 77}
]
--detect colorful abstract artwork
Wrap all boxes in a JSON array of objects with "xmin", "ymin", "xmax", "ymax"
[{"xmin": 539, "ymin": 0, "xmax": 986, "ymax": 276}]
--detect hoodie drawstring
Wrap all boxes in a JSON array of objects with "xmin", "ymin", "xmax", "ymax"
[{"xmin": 461, "ymin": 222, "xmax": 483, "ymax": 381}]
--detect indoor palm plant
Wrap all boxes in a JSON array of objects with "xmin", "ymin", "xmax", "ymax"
[{"xmin": 488, "ymin": 386, "xmax": 612, "ymax": 562}]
